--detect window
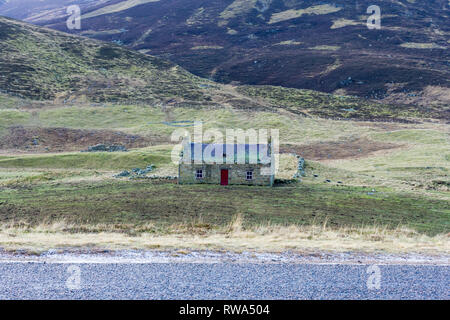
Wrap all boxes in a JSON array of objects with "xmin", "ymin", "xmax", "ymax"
[
  {"xmin": 196, "ymin": 169, "xmax": 203, "ymax": 179},
  {"xmin": 246, "ymin": 171, "xmax": 253, "ymax": 180}
]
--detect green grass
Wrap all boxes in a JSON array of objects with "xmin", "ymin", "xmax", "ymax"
[
  {"xmin": 370, "ymin": 129, "xmax": 448, "ymax": 144},
  {"xmin": 0, "ymin": 149, "xmax": 171, "ymax": 170},
  {"xmin": 0, "ymin": 109, "xmax": 30, "ymax": 136},
  {"xmin": 38, "ymin": 105, "xmax": 166, "ymax": 131},
  {"xmin": 0, "ymin": 94, "xmax": 22, "ymax": 109},
  {"xmin": 0, "ymin": 179, "xmax": 447, "ymax": 235},
  {"xmin": 0, "ymin": 16, "xmax": 213, "ymax": 103},
  {"xmin": 0, "ymin": 145, "xmax": 447, "ymax": 236},
  {"xmin": 6, "ymin": 104, "xmax": 380, "ymax": 142}
]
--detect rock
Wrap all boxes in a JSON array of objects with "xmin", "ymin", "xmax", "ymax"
[
  {"xmin": 83, "ymin": 144, "xmax": 128, "ymax": 152},
  {"xmin": 114, "ymin": 170, "xmax": 131, "ymax": 178},
  {"xmin": 85, "ymin": 144, "xmax": 107, "ymax": 152},
  {"xmin": 340, "ymin": 77, "xmax": 354, "ymax": 87},
  {"xmin": 115, "ymin": 165, "xmax": 154, "ymax": 178},
  {"xmin": 295, "ymin": 157, "xmax": 306, "ymax": 178}
]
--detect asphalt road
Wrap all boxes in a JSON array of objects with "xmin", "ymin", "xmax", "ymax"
[{"xmin": 0, "ymin": 262, "xmax": 448, "ymax": 300}]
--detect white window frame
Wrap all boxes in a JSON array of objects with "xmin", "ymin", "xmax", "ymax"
[
  {"xmin": 246, "ymin": 171, "xmax": 253, "ymax": 181},
  {"xmin": 196, "ymin": 169, "xmax": 203, "ymax": 179}
]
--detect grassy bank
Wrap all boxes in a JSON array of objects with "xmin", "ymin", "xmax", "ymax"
[
  {"xmin": 0, "ymin": 178, "xmax": 448, "ymax": 235},
  {"xmin": 0, "ymin": 148, "xmax": 172, "ymax": 170}
]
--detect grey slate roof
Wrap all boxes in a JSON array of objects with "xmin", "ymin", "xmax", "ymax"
[{"xmin": 186, "ymin": 143, "xmax": 271, "ymax": 164}]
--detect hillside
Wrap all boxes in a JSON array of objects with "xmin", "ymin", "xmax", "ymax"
[
  {"xmin": 1, "ymin": 0, "xmax": 448, "ymax": 107},
  {"xmin": 0, "ymin": 15, "xmax": 218, "ymax": 105},
  {"xmin": 2, "ymin": 15, "xmax": 445, "ymax": 121}
]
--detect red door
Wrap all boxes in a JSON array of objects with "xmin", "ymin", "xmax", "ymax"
[{"xmin": 220, "ymin": 169, "xmax": 229, "ymax": 186}]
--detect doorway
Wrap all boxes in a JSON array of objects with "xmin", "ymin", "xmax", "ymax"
[{"xmin": 220, "ymin": 169, "xmax": 229, "ymax": 186}]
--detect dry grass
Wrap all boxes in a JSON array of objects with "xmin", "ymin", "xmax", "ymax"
[
  {"xmin": 273, "ymin": 40, "xmax": 302, "ymax": 46},
  {"xmin": 309, "ymin": 45, "xmax": 341, "ymax": 51},
  {"xmin": 400, "ymin": 42, "xmax": 447, "ymax": 49},
  {"xmin": 269, "ymin": 4, "xmax": 342, "ymax": 24},
  {"xmin": 186, "ymin": 7, "xmax": 206, "ymax": 25},
  {"xmin": 82, "ymin": 0, "xmax": 161, "ymax": 19},
  {"xmin": 0, "ymin": 217, "xmax": 448, "ymax": 254},
  {"xmin": 219, "ymin": 0, "xmax": 258, "ymax": 26},
  {"xmin": 191, "ymin": 46, "xmax": 224, "ymax": 50},
  {"xmin": 276, "ymin": 153, "xmax": 298, "ymax": 179},
  {"xmin": 330, "ymin": 18, "xmax": 362, "ymax": 29},
  {"xmin": 320, "ymin": 59, "xmax": 342, "ymax": 75}
]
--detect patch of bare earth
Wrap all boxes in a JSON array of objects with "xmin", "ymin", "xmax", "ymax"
[
  {"xmin": 281, "ymin": 138, "xmax": 402, "ymax": 161},
  {"xmin": 0, "ymin": 126, "xmax": 169, "ymax": 153}
]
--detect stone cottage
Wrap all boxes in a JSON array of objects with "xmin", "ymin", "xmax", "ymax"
[{"xmin": 178, "ymin": 139, "xmax": 275, "ymax": 186}]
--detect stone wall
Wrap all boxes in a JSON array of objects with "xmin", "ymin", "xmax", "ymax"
[{"xmin": 179, "ymin": 163, "xmax": 273, "ymax": 186}]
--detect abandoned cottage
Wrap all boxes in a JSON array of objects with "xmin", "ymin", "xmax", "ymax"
[{"xmin": 178, "ymin": 139, "xmax": 275, "ymax": 186}]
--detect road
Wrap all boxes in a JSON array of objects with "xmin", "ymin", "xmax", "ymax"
[{"xmin": 0, "ymin": 262, "xmax": 448, "ymax": 299}]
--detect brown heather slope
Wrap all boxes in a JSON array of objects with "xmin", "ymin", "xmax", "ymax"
[{"xmin": 1, "ymin": 0, "xmax": 448, "ymax": 108}]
